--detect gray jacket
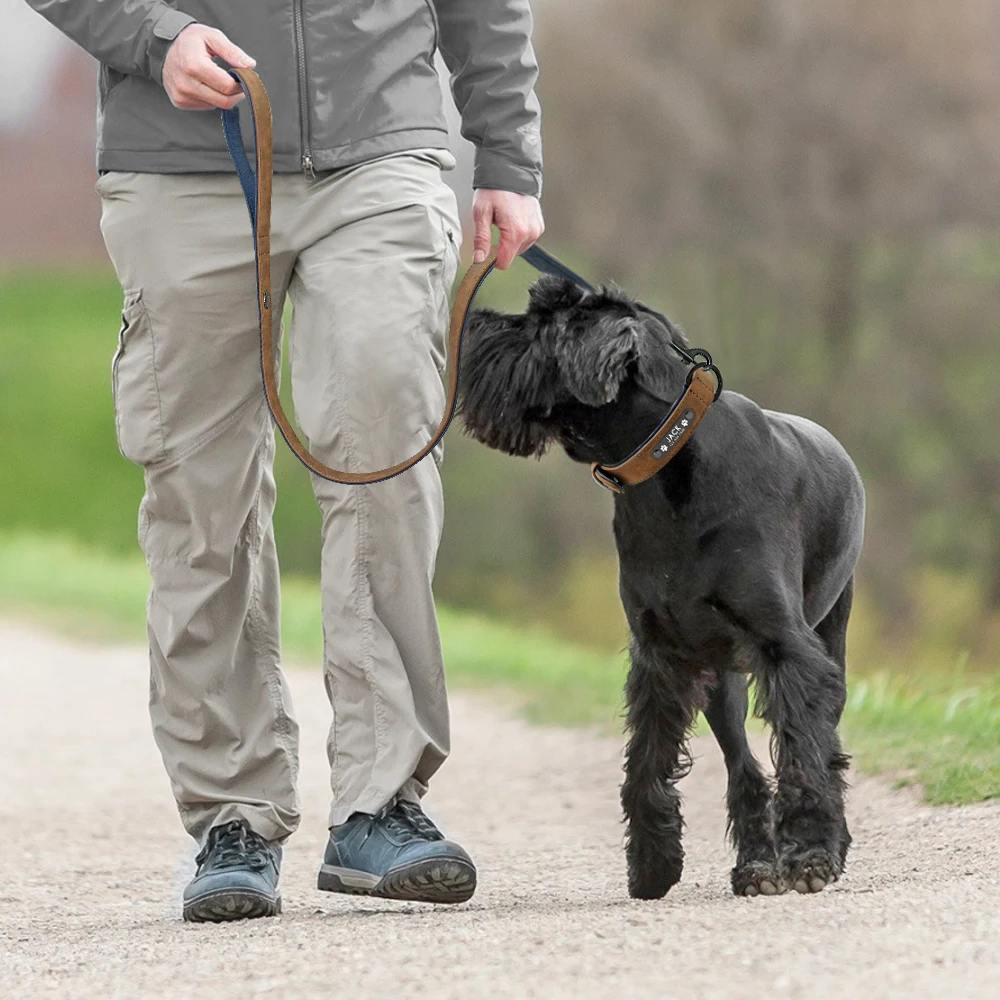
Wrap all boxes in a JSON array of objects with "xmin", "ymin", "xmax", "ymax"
[{"xmin": 26, "ymin": 0, "xmax": 543, "ymax": 195}]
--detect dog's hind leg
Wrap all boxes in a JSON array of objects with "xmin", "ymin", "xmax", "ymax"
[
  {"xmin": 703, "ymin": 673, "xmax": 779, "ymax": 896},
  {"xmin": 620, "ymin": 638, "xmax": 701, "ymax": 900},
  {"xmin": 813, "ymin": 577, "xmax": 855, "ymax": 871},
  {"xmin": 756, "ymin": 625, "xmax": 850, "ymax": 894}
]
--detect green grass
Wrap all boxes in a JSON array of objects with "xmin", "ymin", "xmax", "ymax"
[
  {"xmin": 0, "ymin": 271, "xmax": 143, "ymax": 556},
  {"xmin": 841, "ymin": 674, "xmax": 1000, "ymax": 805},
  {"xmin": 2, "ymin": 533, "xmax": 998, "ymax": 804},
  {"xmin": 0, "ymin": 270, "xmax": 323, "ymax": 575}
]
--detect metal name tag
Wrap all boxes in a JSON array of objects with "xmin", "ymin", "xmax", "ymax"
[{"xmin": 653, "ymin": 409, "xmax": 696, "ymax": 460}]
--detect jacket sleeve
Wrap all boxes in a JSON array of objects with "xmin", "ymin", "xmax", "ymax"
[
  {"xmin": 23, "ymin": 1, "xmax": 197, "ymax": 87},
  {"xmin": 432, "ymin": 0, "xmax": 543, "ymax": 197}
]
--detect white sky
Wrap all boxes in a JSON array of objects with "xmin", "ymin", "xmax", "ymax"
[{"xmin": 0, "ymin": 0, "xmax": 70, "ymax": 130}]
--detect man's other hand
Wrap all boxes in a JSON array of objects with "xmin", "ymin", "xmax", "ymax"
[
  {"xmin": 163, "ymin": 25, "xmax": 256, "ymax": 111},
  {"xmin": 472, "ymin": 189, "xmax": 545, "ymax": 270}
]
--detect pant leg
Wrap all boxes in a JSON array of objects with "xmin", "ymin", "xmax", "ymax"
[
  {"xmin": 96, "ymin": 170, "xmax": 301, "ymax": 845},
  {"xmin": 283, "ymin": 154, "xmax": 462, "ymax": 827}
]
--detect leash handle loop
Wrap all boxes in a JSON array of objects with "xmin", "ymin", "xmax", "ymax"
[{"xmin": 221, "ymin": 67, "xmax": 500, "ymax": 486}]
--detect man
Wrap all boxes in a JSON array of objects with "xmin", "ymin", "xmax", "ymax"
[{"xmin": 26, "ymin": 0, "xmax": 543, "ymax": 922}]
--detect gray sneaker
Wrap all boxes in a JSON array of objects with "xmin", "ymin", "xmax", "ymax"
[
  {"xmin": 182, "ymin": 820, "xmax": 282, "ymax": 922},
  {"xmin": 317, "ymin": 799, "xmax": 476, "ymax": 904}
]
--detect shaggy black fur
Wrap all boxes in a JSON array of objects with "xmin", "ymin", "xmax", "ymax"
[{"xmin": 458, "ymin": 276, "xmax": 866, "ymax": 899}]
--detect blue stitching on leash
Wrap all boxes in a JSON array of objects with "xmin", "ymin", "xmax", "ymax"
[{"xmin": 221, "ymin": 97, "xmax": 257, "ymax": 233}]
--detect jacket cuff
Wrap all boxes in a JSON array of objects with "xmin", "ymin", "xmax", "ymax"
[
  {"xmin": 472, "ymin": 149, "xmax": 542, "ymax": 199},
  {"xmin": 148, "ymin": 8, "xmax": 199, "ymax": 86}
]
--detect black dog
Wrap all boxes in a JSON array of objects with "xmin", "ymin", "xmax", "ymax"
[{"xmin": 458, "ymin": 277, "xmax": 865, "ymax": 899}]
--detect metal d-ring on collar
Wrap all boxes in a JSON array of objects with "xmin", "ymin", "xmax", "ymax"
[{"xmin": 673, "ymin": 347, "xmax": 723, "ymax": 392}]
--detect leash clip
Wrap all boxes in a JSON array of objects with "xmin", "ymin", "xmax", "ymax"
[{"xmin": 685, "ymin": 349, "xmax": 723, "ymax": 400}]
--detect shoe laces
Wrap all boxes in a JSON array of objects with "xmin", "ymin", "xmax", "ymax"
[
  {"xmin": 195, "ymin": 820, "xmax": 272, "ymax": 872},
  {"xmin": 376, "ymin": 799, "xmax": 444, "ymax": 844}
]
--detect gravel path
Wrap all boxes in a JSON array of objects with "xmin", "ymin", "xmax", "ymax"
[{"xmin": 2, "ymin": 621, "xmax": 998, "ymax": 999}]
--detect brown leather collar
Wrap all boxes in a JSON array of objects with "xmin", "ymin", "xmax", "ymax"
[{"xmin": 590, "ymin": 362, "xmax": 721, "ymax": 494}]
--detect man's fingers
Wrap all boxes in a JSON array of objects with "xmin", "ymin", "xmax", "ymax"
[
  {"xmin": 495, "ymin": 224, "xmax": 542, "ymax": 270},
  {"xmin": 162, "ymin": 25, "xmax": 257, "ymax": 110},
  {"xmin": 496, "ymin": 233, "xmax": 528, "ymax": 269},
  {"xmin": 171, "ymin": 94, "xmax": 222, "ymax": 111},
  {"xmin": 495, "ymin": 227, "xmax": 518, "ymax": 270},
  {"xmin": 470, "ymin": 190, "xmax": 544, "ymax": 268},
  {"xmin": 190, "ymin": 58, "xmax": 246, "ymax": 97},
  {"xmin": 471, "ymin": 202, "xmax": 493, "ymax": 264},
  {"xmin": 490, "ymin": 217, "xmax": 523, "ymax": 269},
  {"xmin": 174, "ymin": 76, "xmax": 246, "ymax": 111},
  {"xmin": 204, "ymin": 28, "xmax": 256, "ymax": 69}
]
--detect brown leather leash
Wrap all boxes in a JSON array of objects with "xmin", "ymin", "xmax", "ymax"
[{"xmin": 220, "ymin": 67, "xmax": 721, "ymax": 492}]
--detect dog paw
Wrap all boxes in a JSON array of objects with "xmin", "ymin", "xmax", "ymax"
[
  {"xmin": 627, "ymin": 848, "xmax": 683, "ymax": 900},
  {"xmin": 732, "ymin": 860, "xmax": 783, "ymax": 898},
  {"xmin": 627, "ymin": 861, "xmax": 682, "ymax": 900},
  {"xmin": 780, "ymin": 848, "xmax": 839, "ymax": 894}
]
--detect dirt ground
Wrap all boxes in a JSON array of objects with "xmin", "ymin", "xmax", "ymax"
[{"xmin": 2, "ymin": 621, "xmax": 999, "ymax": 999}]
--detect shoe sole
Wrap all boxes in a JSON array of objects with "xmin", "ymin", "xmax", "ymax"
[
  {"xmin": 183, "ymin": 889, "xmax": 281, "ymax": 923},
  {"xmin": 317, "ymin": 857, "xmax": 476, "ymax": 904}
]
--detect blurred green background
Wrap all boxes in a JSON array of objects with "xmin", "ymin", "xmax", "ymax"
[{"xmin": 2, "ymin": 1, "xmax": 998, "ymax": 800}]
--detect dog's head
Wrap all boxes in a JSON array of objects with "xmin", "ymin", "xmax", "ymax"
[{"xmin": 458, "ymin": 275, "xmax": 691, "ymax": 460}]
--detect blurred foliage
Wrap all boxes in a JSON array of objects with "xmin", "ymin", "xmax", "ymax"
[
  {"xmin": 1, "ymin": 0, "xmax": 998, "ymax": 675},
  {"xmin": 531, "ymin": 0, "xmax": 1000, "ymax": 659},
  {"xmin": 1, "ymin": 237, "xmax": 998, "ymax": 671}
]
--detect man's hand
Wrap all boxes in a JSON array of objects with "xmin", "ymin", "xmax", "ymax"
[
  {"xmin": 471, "ymin": 189, "xmax": 545, "ymax": 270},
  {"xmin": 163, "ymin": 25, "xmax": 256, "ymax": 111}
]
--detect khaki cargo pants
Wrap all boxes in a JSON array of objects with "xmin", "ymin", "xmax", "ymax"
[{"xmin": 96, "ymin": 149, "xmax": 462, "ymax": 844}]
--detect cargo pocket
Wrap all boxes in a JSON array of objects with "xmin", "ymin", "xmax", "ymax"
[{"xmin": 110, "ymin": 290, "xmax": 166, "ymax": 467}]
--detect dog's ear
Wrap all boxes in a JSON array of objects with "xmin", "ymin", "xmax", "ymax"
[
  {"xmin": 525, "ymin": 277, "xmax": 642, "ymax": 408},
  {"xmin": 458, "ymin": 308, "xmax": 559, "ymax": 457},
  {"xmin": 558, "ymin": 312, "xmax": 641, "ymax": 407},
  {"xmin": 630, "ymin": 304, "xmax": 693, "ymax": 402},
  {"xmin": 526, "ymin": 275, "xmax": 589, "ymax": 315}
]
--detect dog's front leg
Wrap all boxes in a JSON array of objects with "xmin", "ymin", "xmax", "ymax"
[
  {"xmin": 621, "ymin": 639, "xmax": 700, "ymax": 900},
  {"xmin": 703, "ymin": 674, "xmax": 779, "ymax": 896},
  {"xmin": 757, "ymin": 629, "xmax": 850, "ymax": 894}
]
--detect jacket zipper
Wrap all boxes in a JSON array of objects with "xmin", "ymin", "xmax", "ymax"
[{"xmin": 292, "ymin": 0, "xmax": 315, "ymax": 177}]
